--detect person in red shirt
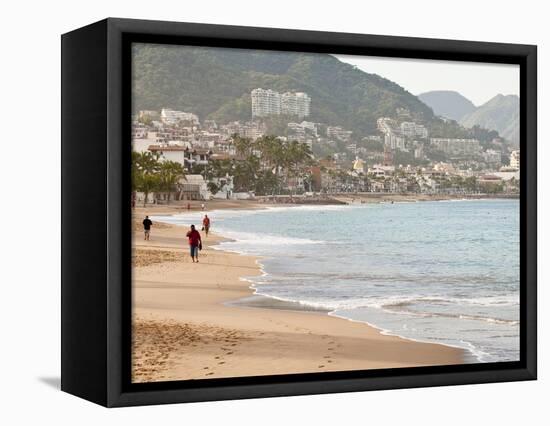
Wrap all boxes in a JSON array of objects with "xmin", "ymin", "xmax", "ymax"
[
  {"xmin": 186, "ymin": 224, "xmax": 202, "ymax": 263},
  {"xmin": 202, "ymin": 214, "xmax": 211, "ymax": 236}
]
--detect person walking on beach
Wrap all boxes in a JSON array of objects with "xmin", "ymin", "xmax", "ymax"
[
  {"xmin": 142, "ymin": 216, "xmax": 152, "ymax": 240},
  {"xmin": 202, "ymin": 214, "xmax": 211, "ymax": 237},
  {"xmin": 186, "ymin": 224, "xmax": 202, "ymax": 263}
]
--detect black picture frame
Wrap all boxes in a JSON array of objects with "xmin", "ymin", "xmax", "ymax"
[{"xmin": 61, "ymin": 17, "xmax": 537, "ymax": 407}]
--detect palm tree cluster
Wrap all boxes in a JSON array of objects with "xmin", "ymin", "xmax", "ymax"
[
  {"xmin": 203, "ymin": 135, "xmax": 315, "ymax": 195},
  {"xmin": 132, "ymin": 151, "xmax": 186, "ymax": 206}
]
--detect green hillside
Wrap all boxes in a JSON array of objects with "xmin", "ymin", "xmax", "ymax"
[{"xmin": 132, "ymin": 44, "xmax": 467, "ymax": 138}]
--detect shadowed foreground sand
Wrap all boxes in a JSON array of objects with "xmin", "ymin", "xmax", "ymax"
[{"xmin": 132, "ymin": 207, "xmax": 465, "ymax": 382}]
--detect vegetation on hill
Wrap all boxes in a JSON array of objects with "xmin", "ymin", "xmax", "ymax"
[{"xmin": 132, "ymin": 44, "xmax": 435, "ymax": 136}]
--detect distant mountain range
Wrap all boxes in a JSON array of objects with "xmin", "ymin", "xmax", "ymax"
[
  {"xmin": 418, "ymin": 91, "xmax": 476, "ymax": 122},
  {"xmin": 419, "ymin": 91, "xmax": 519, "ymax": 146},
  {"xmin": 460, "ymin": 95, "xmax": 519, "ymax": 146}
]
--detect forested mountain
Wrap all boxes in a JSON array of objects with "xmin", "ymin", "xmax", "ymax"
[{"xmin": 133, "ymin": 45, "xmax": 444, "ymax": 136}]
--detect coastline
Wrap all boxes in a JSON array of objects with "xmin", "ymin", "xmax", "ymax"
[{"xmin": 132, "ymin": 205, "xmax": 466, "ymax": 382}]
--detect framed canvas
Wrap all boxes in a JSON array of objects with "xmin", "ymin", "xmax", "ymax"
[{"xmin": 61, "ymin": 18, "xmax": 537, "ymax": 407}]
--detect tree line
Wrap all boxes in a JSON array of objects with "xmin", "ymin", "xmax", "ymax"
[
  {"xmin": 203, "ymin": 135, "xmax": 315, "ymax": 195},
  {"xmin": 132, "ymin": 151, "xmax": 186, "ymax": 206}
]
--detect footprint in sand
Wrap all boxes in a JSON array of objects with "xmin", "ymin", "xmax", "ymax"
[
  {"xmin": 218, "ymin": 361, "xmax": 225, "ymax": 365},
  {"xmin": 318, "ymin": 365, "xmax": 325, "ymax": 368}
]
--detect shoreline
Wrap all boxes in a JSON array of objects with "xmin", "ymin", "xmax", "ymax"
[
  {"xmin": 133, "ymin": 192, "xmax": 518, "ymax": 216},
  {"xmin": 132, "ymin": 207, "xmax": 467, "ymax": 382},
  {"xmin": 217, "ymin": 244, "xmax": 481, "ymax": 364}
]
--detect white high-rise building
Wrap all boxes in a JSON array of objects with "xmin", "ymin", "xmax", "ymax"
[
  {"xmin": 281, "ymin": 92, "xmax": 311, "ymax": 117},
  {"xmin": 251, "ymin": 89, "xmax": 310, "ymax": 118},
  {"xmin": 400, "ymin": 122, "xmax": 428, "ymax": 139},
  {"xmin": 251, "ymin": 88, "xmax": 281, "ymax": 117},
  {"xmin": 385, "ymin": 133, "xmax": 406, "ymax": 150}
]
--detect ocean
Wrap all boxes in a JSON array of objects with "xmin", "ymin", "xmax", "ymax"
[{"xmin": 152, "ymin": 199, "xmax": 520, "ymax": 363}]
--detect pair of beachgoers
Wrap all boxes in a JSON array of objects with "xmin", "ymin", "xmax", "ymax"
[{"xmin": 142, "ymin": 215, "xmax": 211, "ymax": 263}]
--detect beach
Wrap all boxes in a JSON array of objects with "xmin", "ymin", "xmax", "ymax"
[{"xmin": 132, "ymin": 202, "xmax": 466, "ymax": 383}]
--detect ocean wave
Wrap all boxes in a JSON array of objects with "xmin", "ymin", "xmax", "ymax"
[
  {"xmin": 151, "ymin": 204, "xmax": 352, "ymax": 228},
  {"xmin": 248, "ymin": 289, "xmax": 519, "ymax": 326},
  {"xmin": 215, "ymin": 228, "xmax": 325, "ymax": 247}
]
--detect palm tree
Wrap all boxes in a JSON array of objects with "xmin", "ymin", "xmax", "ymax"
[
  {"xmin": 132, "ymin": 151, "xmax": 161, "ymax": 206},
  {"xmin": 233, "ymin": 134, "xmax": 254, "ymax": 157},
  {"xmin": 159, "ymin": 161, "xmax": 186, "ymax": 203}
]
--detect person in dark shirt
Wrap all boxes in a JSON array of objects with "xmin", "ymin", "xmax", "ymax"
[
  {"xmin": 142, "ymin": 216, "xmax": 152, "ymax": 240},
  {"xmin": 186, "ymin": 224, "xmax": 202, "ymax": 263}
]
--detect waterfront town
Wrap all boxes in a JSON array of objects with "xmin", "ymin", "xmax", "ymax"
[{"xmin": 132, "ymin": 88, "xmax": 520, "ymax": 205}]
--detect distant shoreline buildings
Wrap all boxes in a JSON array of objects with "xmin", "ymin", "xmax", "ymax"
[
  {"xmin": 131, "ymin": 103, "xmax": 519, "ymax": 202},
  {"xmin": 251, "ymin": 88, "xmax": 311, "ymax": 118},
  {"xmin": 510, "ymin": 150, "xmax": 520, "ymax": 170}
]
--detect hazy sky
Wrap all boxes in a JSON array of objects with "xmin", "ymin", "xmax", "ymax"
[{"xmin": 335, "ymin": 54, "xmax": 519, "ymax": 106}]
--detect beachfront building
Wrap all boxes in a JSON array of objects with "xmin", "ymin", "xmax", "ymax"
[
  {"xmin": 510, "ymin": 150, "xmax": 520, "ymax": 170},
  {"xmin": 132, "ymin": 123, "xmax": 148, "ymax": 139},
  {"xmin": 209, "ymin": 175, "xmax": 235, "ymax": 200},
  {"xmin": 369, "ymin": 164, "xmax": 395, "ymax": 178},
  {"xmin": 430, "ymin": 138, "xmax": 481, "ymax": 157},
  {"xmin": 177, "ymin": 174, "xmax": 211, "ymax": 200},
  {"xmin": 160, "ymin": 108, "xmax": 200, "ymax": 126},
  {"xmin": 147, "ymin": 144, "xmax": 212, "ymax": 170}
]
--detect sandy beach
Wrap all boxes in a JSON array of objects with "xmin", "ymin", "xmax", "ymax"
[{"xmin": 132, "ymin": 203, "xmax": 465, "ymax": 383}]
